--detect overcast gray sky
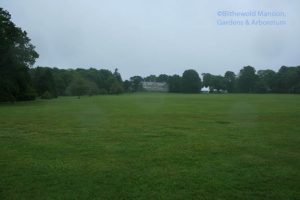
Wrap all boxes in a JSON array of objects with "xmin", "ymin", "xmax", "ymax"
[{"xmin": 1, "ymin": 0, "xmax": 300, "ymax": 79}]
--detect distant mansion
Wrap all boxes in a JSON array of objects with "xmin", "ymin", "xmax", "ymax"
[{"xmin": 142, "ymin": 81, "xmax": 169, "ymax": 92}]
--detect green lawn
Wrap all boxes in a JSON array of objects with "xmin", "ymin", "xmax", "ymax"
[{"xmin": 0, "ymin": 94, "xmax": 299, "ymax": 199}]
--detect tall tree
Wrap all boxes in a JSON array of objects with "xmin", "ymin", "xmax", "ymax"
[
  {"xmin": 237, "ymin": 66, "xmax": 258, "ymax": 93},
  {"xmin": 212, "ymin": 75, "xmax": 226, "ymax": 92},
  {"xmin": 256, "ymin": 69, "xmax": 276, "ymax": 93},
  {"xmin": 224, "ymin": 71, "xmax": 236, "ymax": 93},
  {"xmin": 202, "ymin": 73, "xmax": 214, "ymax": 92},
  {"xmin": 168, "ymin": 75, "xmax": 182, "ymax": 93},
  {"xmin": 123, "ymin": 80, "xmax": 132, "ymax": 92},
  {"xmin": 113, "ymin": 68, "xmax": 123, "ymax": 83},
  {"xmin": 0, "ymin": 8, "xmax": 39, "ymax": 101},
  {"xmin": 275, "ymin": 66, "xmax": 300, "ymax": 93},
  {"xmin": 130, "ymin": 76, "xmax": 143, "ymax": 92},
  {"xmin": 182, "ymin": 69, "xmax": 202, "ymax": 93},
  {"xmin": 111, "ymin": 68, "xmax": 124, "ymax": 94}
]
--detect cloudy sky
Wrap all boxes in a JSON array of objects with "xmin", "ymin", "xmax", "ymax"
[{"xmin": 1, "ymin": 0, "xmax": 300, "ymax": 79}]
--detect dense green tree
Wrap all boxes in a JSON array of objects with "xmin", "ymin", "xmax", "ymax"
[
  {"xmin": 202, "ymin": 73, "xmax": 213, "ymax": 91},
  {"xmin": 275, "ymin": 66, "xmax": 300, "ymax": 93},
  {"xmin": 212, "ymin": 75, "xmax": 226, "ymax": 92},
  {"xmin": 182, "ymin": 69, "xmax": 202, "ymax": 93},
  {"xmin": 202, "ymin": 73, "xmax": 226, "ymax": 92},
  {"xmin": 111, "ymin": 68, "xmax": 124, "ymax": 93},
  {"xmin": 168, "ymin": 75, "xmax": 182, "ymax": 93},
  {"xmin": 68, "ymin": 77, "xmax": 88, "ymax": 98},
  {"xmin": 113, "ymin": 68, "xmax": 123, "ymax": 83},
  {"xmin": 157, "ymin": 74, "xmax": 169, "ymax": 82},
  {"xmin": 130, "ymin": 76, "xmax": 143, "ymax": 92},
  {"xmin": 224, "ymin": 71, "xmax": 236, "ymax": 93},
  {"xmin": 123, "ymin": 80, "xmax": 132, "ymax": 92},
  {"xmin": 97, "ymin": 69, "xmax": 116, "ymax": 92},
  {"xmin": 52, "ymin": 68, "xmax": 73, "ymax": 95},
  {"xmin": 144, "ymin": 75, "xmax": 157, "ymax": 82},
  {"xmin": 255, "ymin": 69, "xmax": 276, "ymax": 93},
  {"xmin": 0, "ymin": 8, "xmax": 39, "ymax": 102},
  {"xmin": 237, "ymin": 66, "xmax": 258, "ymax": 93},
  {"xmin": 31, "ymin": 67, "xmax": 57, "ymax": 98},
  {"xmin": 109, "ymin": 81, "xmax": 124, "ymax": 94},
  {"xmin": 73, "ymin": 68, "xmax": 123, "ymax": 94}
]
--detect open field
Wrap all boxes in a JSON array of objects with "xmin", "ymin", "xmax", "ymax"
[{"xmin": 0, "ymin": 94, "xmax": 299, "ymax": 199}]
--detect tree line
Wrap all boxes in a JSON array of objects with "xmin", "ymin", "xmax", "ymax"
[
  {"xmin": 24, "ymin": 65, "xmax": 300, "ymax": 99},
  {"xmin": 29, "ymin": 67, "xmax": 123, "ymax": 99},
  {"xmin": 202, "ymin": 66, "xmax": 300, "ymax": 93},
  {"xmin": 124, "ymin": 66, "xmax": 300, "ymax": 94},
  {"xmin": 1, "ymin": 7, "xmax": 300, "ymax": 102}
]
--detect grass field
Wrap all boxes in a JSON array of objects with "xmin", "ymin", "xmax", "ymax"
[{"xmin": 0, "ymin": 93, "xmax": 299, "ymax": 199}]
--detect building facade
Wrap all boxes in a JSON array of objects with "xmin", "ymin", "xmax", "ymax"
[{"xmin": 142, "ymin": 81, "xmax": 169, "ymax": 92}]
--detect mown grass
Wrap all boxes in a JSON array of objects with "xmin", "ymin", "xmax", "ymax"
[{"xmin": 0, "ymin": 93, "xmax": 299, "ymax": 199}]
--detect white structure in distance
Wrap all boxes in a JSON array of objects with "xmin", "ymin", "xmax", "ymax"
[{"xmin": 142, "ymin": 82, "xmax": 169, "ymax": 92}]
